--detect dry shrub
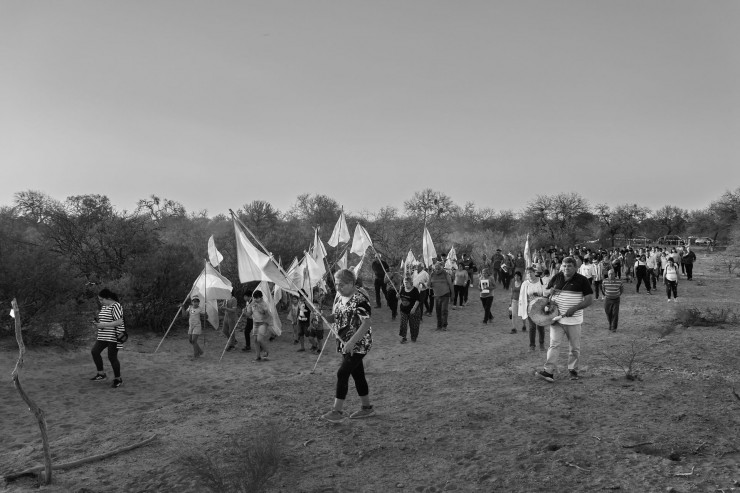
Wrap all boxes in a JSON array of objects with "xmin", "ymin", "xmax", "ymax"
[
  {"xmin": 182, "ymin": 422, "xmax": 284, "ymax": 493},
  {"xmin": 675, "ymin": 306, "xmax": 739, "ymax": 327},
  {"xmin": 599, "ymin": 339, "xmax": 658, "ymax": 381}
]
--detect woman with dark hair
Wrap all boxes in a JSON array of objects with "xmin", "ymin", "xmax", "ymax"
[
  {"xmin": 321, "ymin": 268, "xmax": 375, "ymax": 423},
  {"xmin": 90, "ymin": 288, "xmax": 126, "ymax": 388}
]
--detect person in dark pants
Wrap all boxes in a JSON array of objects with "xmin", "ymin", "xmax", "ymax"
[
  {"xmin": 683, "ymin": 246, "xmax": 696, "ymax": 280},
  {"xmin": 601, "ymin": 269, "xmax": 623, "ymax": 332},
  {"xmin": 90, "ymin": 288, "xmax": 126, "ymax": 388},
  {"xmin": 371, "ymin": 253, "xmax": 389, "ymax": 308},
  {"xmin": 635, "ymin": 255, "xmax": 651, "ymax": 294},
  {"xmin": 239, "ymin": 290, "xmax": 254, "ymax": 351},
  {"xmin": 479, "ymin": 268, "xmax": 495, "ymax": 323},
  {"xmin": 385, "ymin": 276, "xmax": 399, "ymax": 320},
  {"xmin": 429, "ymin": 261, "xmax": 453, "ymax": 330},
  {"xmin": 321, "ymin": 268, "xmax": 375, "ymax": 423},
  {"xmin": 398, "ymin": 277, "xmax": 421, "ymax": 343},
  {"xmin": 491, "ymin": 249, "xmax": 504, "ymax": 285}
]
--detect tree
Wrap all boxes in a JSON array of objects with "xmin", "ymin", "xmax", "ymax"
[
  {"xmin": 238, "ymin": 200, "xmax": 280, "ymax": 237},
  {"xmin": 135, "ymin": 195, "xmax": 186, "ymax": 224},
  {"xmin": 614, "ymin": 204, "xmax": 651, "ymax": 241},
  {"xmin": 523, "ymin": 193, "xmax": 592, "ymax": 245},
  {"xmin": 595, "ymin": 204, "xmax": 621, "ymax": 247},
  {"xmin": 288, "ymin": 194, "xmax": 341, "ymax": 231},
  {"xmin": 653, "ymin": 205, "xmax": 688, "ymax": 236},
  {"xmin": 404, "ymin": 189, "xmax": 459, "ymax": 222}
]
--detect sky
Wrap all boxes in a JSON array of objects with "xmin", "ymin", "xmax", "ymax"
[{"xmin": 1, "ymin": 1, "xmax": 738, "ymax": 218}]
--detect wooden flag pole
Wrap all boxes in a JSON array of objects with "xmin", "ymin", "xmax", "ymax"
[{"xmin": 154, "ymin": 278, "xmax": 199, "ymax": 353}]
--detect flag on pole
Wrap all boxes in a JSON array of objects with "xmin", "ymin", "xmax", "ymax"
[
  {"xmin": 311, "ymin": 228, "xmax": 328, "ymax": 263},
  {"xmin": 446, "ymin": 247, "xmax": 457, "ymax": 270},
  {"xmin": 233, "ymin": 219, "xmax": 292, "ymax": 290},
  {"xmin": 189, "ymin": 261, "xmax": 233, "ymax": 329},
  {"xmin": 327, "ymin": 210, "xmax": 350, "ymax": 247},
  {"xmin": 350, "ymin": 224, "xmax": 373, "ymax": 256},
  {"xmin": 422, "ymin": 226, "xmax": 437, "ymax": 267},
  {"xmin": 352, "ymin": 255, "xmax": 365, "ymax": 276},
  {"xmin": 302, "ymin": 252, "xmax": 325, "ymax": 287},
  {"xmin": 207, "ymin": 235, "xmax": 224, "ymax": 267},
  {"xmin": 258, "ymin": 281, "xmax": 282, "ymax": 336},
  {"xmin": 336, "ymin": 249, "xmax": 348, "ymax": 270},
  {"xmin": 9, "ymin": 308, "xmax": 15, "ymax": 319},
  {"xmin": 524, "ymin": 234, "xmax": 532, "ymax": 269}
]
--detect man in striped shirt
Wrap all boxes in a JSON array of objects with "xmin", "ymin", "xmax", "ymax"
[
  {"xmin": 535, "ymin": 256, "xmax": 594, "ymax": 382},
  {"xmin": 601, "ymin": 269, "xmax": 624, "ymax": 332}
]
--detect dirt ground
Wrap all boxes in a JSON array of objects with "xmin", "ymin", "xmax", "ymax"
[{"xmin": 1, "ymin": 251, "xmax": 739, "ymax": 493}]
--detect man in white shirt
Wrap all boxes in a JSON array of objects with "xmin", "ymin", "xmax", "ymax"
[{"xmin": 412, "ymin": 264, "xmax": 431, "ymax": 316}]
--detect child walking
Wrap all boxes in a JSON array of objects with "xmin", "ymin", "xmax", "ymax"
[
  {"xmin": 182, "ymin": 296, "xmax": 205, "ymax": 359},
  {"xmin": 322, "ymin": 269, "xmax": 376, "ymax": 423},
  {"xmin": 308, "ymin": 301, "xmax": 325, "ymax": 353},
  {"xmin": 248, "ymin": 290, "xmax": 272, "ymax": 361}
]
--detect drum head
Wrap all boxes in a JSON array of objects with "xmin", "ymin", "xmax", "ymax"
[{"xmin": 528, "ymin": 297, "xmax": 560, "ymax": 326}]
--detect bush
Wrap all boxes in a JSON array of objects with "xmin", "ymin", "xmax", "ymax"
[
  {"xmin": 181, "ymin": 422, "xmax": 284, "ymax": 493},
  {"xmin": 675, "ymin": 306, "xmax": 739, "ymax": 327}
]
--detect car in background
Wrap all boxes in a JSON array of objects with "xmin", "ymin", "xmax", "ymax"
[
  {"xmin": 627, "ymin": 236, "xmax": 652, "ymax": 247},
  {"xmin": 657, "ymin": 235, "xmax": 685, "ymax": 246},
  {"xmin": 690, "ymin": 236, "xmax": 714, "ymax": 246}
]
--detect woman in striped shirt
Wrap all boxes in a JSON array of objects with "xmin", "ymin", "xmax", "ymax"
[{"xmin": 90, "ymin": 288, "xmax": 126, "ymax": 388}]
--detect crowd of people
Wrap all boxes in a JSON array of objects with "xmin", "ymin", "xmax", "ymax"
[{"xmin": 87, "ymin": 241, "xmax": 699, "ymax": 417}]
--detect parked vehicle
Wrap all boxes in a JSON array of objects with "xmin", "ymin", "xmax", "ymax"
[
  {"xmin": 657, "ymin": 235, "xmax": 685, "ymax": 246},
  {"xmin": 627, "ymin": 236, "xmax": 652, "ymax": 247},
  {"xmin": 690, "ymin": 236, "xmax": 714, "ymax": 246}
]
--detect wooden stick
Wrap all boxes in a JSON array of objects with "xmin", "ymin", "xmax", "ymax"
[
  {"xmin": 622, "ymin": 442, "xmax": 653, "ymax": 448},
  {"xmin": 10, "ymin": 299, "xmax": 53, "ymax": 485},
  {"xmin": 674, "ymin": 465, "xmax": 694, "ymax": 477},
  {"xmin": 5, "ymin": 435, "xmax": 157, "ymax": 481}
]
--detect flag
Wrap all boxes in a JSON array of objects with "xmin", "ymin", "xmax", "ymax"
[
  {"xmin": 422, "ymin": 226, "xmax": 437, "ymax": 267},
  {"xmin": 445, "ymin": 247, "xmax": 457, "ymax": 270},
  {"xmin": 350, "ymin": 224, "xmax": 373, "ymax": 256},
  {"xmin": 336, "ymin": 249, "xmax": 348, "ymax": 270},
  {"xmin": 234, "ymin": 219, "xmax": 292, "ymax": 290},
  {"xmin": 303, "ymin": 253, "xmax": 325, "ymax": 287},
  {"xmin": 327, "ymin": 211, "xmax": 350, "ymax": 247},
  {"xmin": 189, "ymin": 261, "xmax": 233, "ymax": 329},
  {"xmin": 352, "ymin": 255, "xmax": 364, "ymax": 276},
  {"xmin": 207, "ymin": 235, "xmax": 223, "ymax": 267},
  {"xmin": 311, "ymin": 228, "xmax": 328, "ymax": 264},
  {"xmin": 9, "ymin": 308, "xmax": 14, "ymax": 319},
  {"xmin": 258, "ymin": 281, "xmax": 282, "ymax": 336},
  {"xmin": 524, "ymin": 234, "xmax": 532, "ymax": 269}
]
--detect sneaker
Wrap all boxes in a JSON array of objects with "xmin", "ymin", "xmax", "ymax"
[
  {"xmin": 569, "ymin": 370, "xmax": 579, "ymax": 380},
  {"xmin": 521, "ymin": 326, "xmax": 527, "ymax": 332},
  {"xmin": 111, "ymin": 378, "xmax": 123, "ymax": 388},
  {"xmin": 90, "ymin": 374, "xmax": 107, "ymax": 381},
  {"xmin": 647, "ymin": 292, "xmax": 652, "ymax": 295},
  {"xmin": 535, "ymin": 370, "xmax": 554, "ymax": 383},
  {"xmin": 400, "ymin": 338, "xmax": 407, "ymax": 344},
  {"xmin": 242, "ymin": 347, "xmax": 251, "ymax": 352},
  {"xmin": 256, "ymin": 356, "xmax": 262, "ymax": 361},
  {"xmin": 350, "ymin": 406, "xmax": 376, "ymax": 419},
  {"xmin": 321, "ymin": 410, "xmax": 344, "ymax": 423}
]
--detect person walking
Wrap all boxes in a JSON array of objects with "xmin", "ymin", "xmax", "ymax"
[
  {"xmin": 683, "ymin": 246, "xmax": 697, "ymax": 281},
  {"xmin": 398, "ymin": 277, "xmax": 421, "ymax": 343},
  {"xmin": 371, "ymin": 253, "xmax": 389, "ymax": 308},
  {"xmin": 453, "ymin": 263, "xmax": 469, "ymax": 309},
  {"xmin": 90, "ymin": 288, "xmax": 126, "ymax": 388},
  {"xmin": 479, "ymin": 268, "xmax": 495, "ymax": 324},
  {"xmin": 491, "ymin": 249, "xmax": 504, "ymax": 285},
  {"xmin": 222, "ymin": 289, "xmax": 240, "ymax": 350},
  {"xmin": 535, "ymin": 257, "xmax": 594, "ymax": 382},
  {"xmin": 182, "ymin": 296, "xmax": 205, "ymax": 360},
  {"xmin": 664, "ymin": 257, "xmax": 680, "ymax": 302},
  {"xmin": 510, "ymin": 272, "xmax": 526, "ymax": 334},
  {"xmin": 592, "ymin": 257, "xmax": 605, "ymax": 300},
  {"xmin": 321, "ymin": 268, "xmax": 375, "ymax": 423},
  {"xmin": 635, "ymin": 255, "xmax": 651, "ymax": 294},
  {"xmin": 601, "ymin": 269, "xmax": 624, "ymax": 332},
  {"xmin": 412, "ymin": 264, "xmax": 431, "ymax": 316},
  {"xmin": 429, "ymin": 261, "xmax": 454, "ymax": 330},
  {"xmin": 519, "ymin": 267, "xmax": 546, "ymax": 350}
]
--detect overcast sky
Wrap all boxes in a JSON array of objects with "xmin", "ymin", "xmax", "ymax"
[{"xmin": 1, "ymin": 1, "xmax": 738, "ymax": 218}]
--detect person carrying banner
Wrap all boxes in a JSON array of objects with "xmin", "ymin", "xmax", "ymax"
[
  {"xmin": 182, "ymin": 296, "xmax": 205, "ymax": 360},
  {"xmin": 371, "ymin": 253, "xmax": 390, "ymax": 308}
]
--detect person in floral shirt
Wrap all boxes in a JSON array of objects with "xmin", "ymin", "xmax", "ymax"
[{"xmin": 321, "ymin": 268, "xmax": 375, "ymax": 423}]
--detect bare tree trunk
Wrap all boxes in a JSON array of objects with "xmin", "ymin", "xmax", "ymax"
[{"xmin": 10, "ymin": 299, "xmax": 53, "ymax": 485}]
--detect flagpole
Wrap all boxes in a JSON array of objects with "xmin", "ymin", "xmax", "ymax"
[
  {"xmin": 219, "ymin": 310, "xmax": 246, "ymax": 362},
  {"xmin": 203, "ymin": 259, "xmax": 208, "ymax": 352},
  {"xmin": 154, "ymin": 278, "xmax": 200, "ymax": 353}
]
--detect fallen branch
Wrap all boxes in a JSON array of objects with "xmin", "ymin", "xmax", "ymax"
[
  {"xmin": 622, "ymin": 442, "xmax": 653, "ymax": 448},
  {"xmin": 674, "ymin": 465, "xmax": 695, "ymax": 477},
  {"xmin": 10, "ymin": 299, "xmax": 52, "ymax": 485},
  {"xmin": 563, "ymin": 461, "xmax": 591, "ymax": 472},
  {"xmin": 5, "ymin": 435, "xmax": 157, "ymax": 482},
  {"xmin": 303, "ymin": 439, "xmax": 315, "ymax": 447}
]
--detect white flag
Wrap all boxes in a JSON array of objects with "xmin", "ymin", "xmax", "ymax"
[
  {"xmin": 350, "ymin": 224, "xmax": 373, "ymax": 256},
  {"xmin": 422, "ymin": 227, "xmax": 437, "ymax": 268},
  {"xmin": 189, "ymin": 262, "xmax": 233, "ymax": 329},
  {"xmin": 336, "ymin": 249, "xmax": 348, "ymax": 270},
  {"xmin": 327, "ymin": 211, "xmax": 350, "ymax": 247},
  {"xmin": 352, "ymin": 255, "xmax": 365, "ymax": 276},
  {"xmin": 312, "ymin": 228, "xmax": 328, "ymax": 262},
  {"xmin": 524, "ymin": 234, "xmax": 532, "ymax": 269},
  {"xmin": 207, "ymin": 235, "xmax": 224, "ymax": 267}
]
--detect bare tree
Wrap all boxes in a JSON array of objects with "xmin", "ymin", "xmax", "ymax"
[{"xmin": 404, "ymin": 189, "xmax": 458, "ymax": 222}]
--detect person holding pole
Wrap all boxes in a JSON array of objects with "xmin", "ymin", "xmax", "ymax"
[
  {"xmin": 223, "ymin": 289, "xmax": 240, "ymax": 350},
  {"xmin": 371, "ymin": 253, "xmax": 390, "ymax": 308},
  {"xmin": 182, "ymin": 296, "xmax": 205, "ymax": 359},
  {"xmin": 321, "ymin": 268, "xmax": 375, "ymax": 423},
  {"xmin": 248, "ymin": 290, "xmax": 273, "ymax": 361}
]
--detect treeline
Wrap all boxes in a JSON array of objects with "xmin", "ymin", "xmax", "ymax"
[{"xmin": 1, "ymin": 188, "xmax": 739, "ymax": 336}]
